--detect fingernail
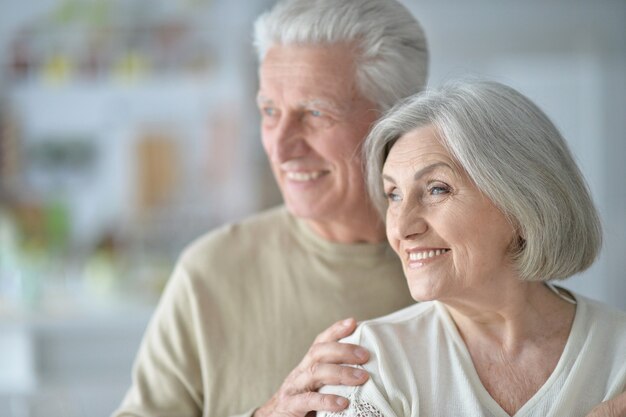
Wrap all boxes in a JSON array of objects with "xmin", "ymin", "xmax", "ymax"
[
  {"xmin": 352, "ymin": 369, "xmax": 366, "ymax": 379},
  {"xmin": 342, "ymin": 318, "xmax": 353, "ymax": 327},
  {"xmin": 336, "ymin": 397, "xmax": 348, "ymax": 407},
  {"xmin": 354, "ymin": 347, "xmax": 368, "ymax": 360}
]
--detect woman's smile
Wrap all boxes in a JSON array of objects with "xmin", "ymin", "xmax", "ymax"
[{"xmin": 406, "ymin": 248, "xmax": 451, "ymax": 269}]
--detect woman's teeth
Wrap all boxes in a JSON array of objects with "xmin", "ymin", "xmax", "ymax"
[{"xmin": 409, "ymin": 248, "xmax": 450, "ymax": 261}]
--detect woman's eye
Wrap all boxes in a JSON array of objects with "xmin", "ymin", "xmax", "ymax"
[
  {"xmin": 428, "ymin": 184, "xmax": 450, "ymax": 196},
  {"xmin": 310, "ymin": 110, "xmax": 322, "ymax": 117},
  {"xmin": 385, "ymin": 190, "xmax": 402, "ymax": 202}
]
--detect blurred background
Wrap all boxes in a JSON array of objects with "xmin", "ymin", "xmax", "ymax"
[{"xmin": 0, "ymin": 0, "xmax": 624, "ymax": 416}]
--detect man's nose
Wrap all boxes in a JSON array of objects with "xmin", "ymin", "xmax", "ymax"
[{"xmin": 267, "ymin": 114, "xmax": 309, "ymax": 163}]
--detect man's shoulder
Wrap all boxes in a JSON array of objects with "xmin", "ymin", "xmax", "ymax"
[
  {"xmin": 170, "ymin": 205, "xmax": 302, "ymax": 290},
  {"xmin": 180, "ymin": 205, "xmax": 292, "ymax": 261}
]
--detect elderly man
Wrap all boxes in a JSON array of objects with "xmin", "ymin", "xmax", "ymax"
[{"xmin": 114, "ymin": 1, "xmax": 427, "ymax": 416}]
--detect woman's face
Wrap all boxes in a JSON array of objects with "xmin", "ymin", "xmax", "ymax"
[{"xmin": 382, "ymin": 125, "xmax": 518, "ymax": 303}]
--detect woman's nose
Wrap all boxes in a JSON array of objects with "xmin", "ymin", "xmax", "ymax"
[{"xmin": 387, "ymin": 203, "xmax": 428, "ymax": 241}]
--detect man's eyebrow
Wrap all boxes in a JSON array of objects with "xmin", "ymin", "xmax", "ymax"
[
  {"xmin": 256, "ymin": 95, "xmax": 273, "ymax": 105},
  {"xmin": 256, "ymin": 95, "xmax": 348, "ymax": 114},
  {"xmin": 301, "ymin": 98, "xmax": 344, "ymax": 112}
]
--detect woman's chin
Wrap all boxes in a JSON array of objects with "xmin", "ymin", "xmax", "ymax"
[{"xmin": 408, "ymin": 287, "xmax": 439, "ymax": 303}]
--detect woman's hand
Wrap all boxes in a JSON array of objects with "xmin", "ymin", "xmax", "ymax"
[
  {"xmin": 586, "ymin": 392, "xmax": 626, "ymax": 417},
  {"xmin": 253, "ymin": 318, "xmax": 370, "ymax": 417}
]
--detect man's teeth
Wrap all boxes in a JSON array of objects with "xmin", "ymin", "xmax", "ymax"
[
  {"xmin": 409, "ymin": 249, "xmax": 450, "ymax": 261},
  {"xmin": 285, "ymin": 171, "xmax": 325, "ymax": 181}
]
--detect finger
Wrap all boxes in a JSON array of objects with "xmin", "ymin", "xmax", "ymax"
[
  {"xmin": 305, "ymin": 341, "xmax": 369, "ymax": 367},
  {"xmin": 314, "ymin": 318, "xmax": 358, "ymax": 344},
  {"xmin": 295, "ymin": 363, "xmax": 369, "ymax": 391},
  {"xmin": 285, "ymin": 391, "xmax": 350, "ymax": 414},
  {"xmin": 585, "ymin": 392, "xmax": 626, "ymax": 417}
]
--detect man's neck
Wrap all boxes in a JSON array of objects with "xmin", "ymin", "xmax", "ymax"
[{"xmin": 305, "ymin": 213, "xmax": 387, "ymax": 244}]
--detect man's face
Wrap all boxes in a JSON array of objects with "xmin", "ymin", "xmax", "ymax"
[{"xmin": 257, "ymin": 44, "xmax": 379, "ymax": 231}]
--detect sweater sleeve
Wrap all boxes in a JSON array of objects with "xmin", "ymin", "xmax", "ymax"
[{"xmin": 112, "ymin": 265, "xmax": 204, "ymax": 417}]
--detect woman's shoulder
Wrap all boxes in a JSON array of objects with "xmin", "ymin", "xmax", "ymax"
[
  {"xmin": 323, "ymin": 303, "xmax": 443, "ymax": 417},
  {"xmin": 571, "ymin": 292, "xmax": 626, "ymax": 353},
  {"xmin": 339, "ymin": 301, "xmax": 448, "ymax": 374},
  {"xmin": 575, "ymin": 292, "xmax": 626, "ymax": 325},
  {"xmin": 344, "ymin": 301, "xmax": 439, "ymax": 344}
]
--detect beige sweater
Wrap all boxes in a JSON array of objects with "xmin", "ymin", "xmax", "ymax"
[{"xmin": 113, "ymin": 206, "xmax": 414, "ymax": 417}]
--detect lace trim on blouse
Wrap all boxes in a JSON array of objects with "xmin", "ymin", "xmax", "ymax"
[{"xmin": 324, "ymin": 391, "xmax": 385, "ymax": 417}]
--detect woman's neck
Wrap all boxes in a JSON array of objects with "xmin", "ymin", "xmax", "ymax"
[
  {"xmin": 443, "ymin": 281, "xmax": 575, "ymax": 350},
  {"xmin": 442, "ymin": 281, "xmax": 577, "ymax": 415}
]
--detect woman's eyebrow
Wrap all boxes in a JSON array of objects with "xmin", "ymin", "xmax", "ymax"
[
  {"xmin": 383, "ymin": 162, "xmax": 454, "ymax": 185},
  {"xmin": 413, "ymin": 162, "xmax": 453, "ymax": 181},
  {"xmin": 382, "ymin": 173, "xmax": 396, "ymax": 184}
]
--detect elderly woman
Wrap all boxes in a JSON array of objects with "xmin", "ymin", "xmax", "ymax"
[{"xmin": 320, "ymin": 80, "xmax": 626, "ymax": 417}]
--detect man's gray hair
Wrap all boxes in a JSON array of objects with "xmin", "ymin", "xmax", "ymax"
[
  {"xmin": 365, "ymin": 80, "xmax": 602, "ymax": 282},
  {"xmin": 253, "ymin": 0, "xmax": 429, "ymax": 112}
]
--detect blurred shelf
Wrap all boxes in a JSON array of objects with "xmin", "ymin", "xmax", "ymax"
[
  {"xmin": 0, "ymin": 300, "xmax": 155, "ymax": 330},
  {"xmin": 0, "ymin": 300, "xmax": 154, "ymax": 417}
]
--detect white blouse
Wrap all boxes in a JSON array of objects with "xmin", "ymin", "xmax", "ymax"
[{"xmin": 320, "ymin": 293, "xmax": 626, "ymax": 417}]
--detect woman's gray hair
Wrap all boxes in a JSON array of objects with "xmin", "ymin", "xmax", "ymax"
[
  {"xmin": 253, "ymin": 0, "xmax": 428, "ymax": 112},
  {"xmin": 365, "ymin": 80, "xmax": 602, "ymax": 282}
]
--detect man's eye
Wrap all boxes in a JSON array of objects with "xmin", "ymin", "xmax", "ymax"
[
  {"xmin": 263, "ymin": 107, "xmax": 277, "ymax": 117},
  {"xmin": 304, "ymin": 110, "xmax": 333, "ymax": 128}
]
